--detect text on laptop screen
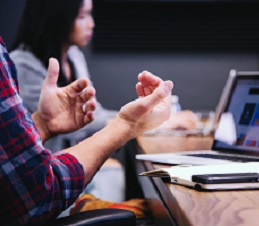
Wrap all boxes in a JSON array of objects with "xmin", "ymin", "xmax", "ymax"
[{"xmin": 214, "ymin": 76, "xmax": 259, "ymax": 153}]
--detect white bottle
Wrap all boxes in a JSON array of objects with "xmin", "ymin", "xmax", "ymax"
[{"xmin": 171, "ymin": 95, "xmax": 181, "ymax": 114}]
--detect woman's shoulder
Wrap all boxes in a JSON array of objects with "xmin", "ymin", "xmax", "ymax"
[
  {"xmin": 10, "ymin": 46, "xmax": 46, "ymax": 72},
  {"xmin": 68, "ymin": 46, "xmax": 86, "ymax": 61},
  {"xmin": 68, "ymin": 46, "xmax": 90, "ymax": 79}
]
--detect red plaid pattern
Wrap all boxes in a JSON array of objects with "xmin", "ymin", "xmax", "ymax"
[{"xmin": 0, "ymin": 37, "xmax": 85, "ymax": 226}]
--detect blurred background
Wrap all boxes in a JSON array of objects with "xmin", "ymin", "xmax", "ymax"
[{"xmin": 1, "ymin": 0, "xmax": 259, "ymax": 112}]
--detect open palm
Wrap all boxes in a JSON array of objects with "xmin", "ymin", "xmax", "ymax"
[{"xmin": 38, "ymin": 58, "xmax": 96, "ymax": 136}]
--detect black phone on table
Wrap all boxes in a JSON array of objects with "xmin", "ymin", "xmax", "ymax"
[{"xmin": 192, "ymin": 173, "xmax": 259, "ymax": 184}]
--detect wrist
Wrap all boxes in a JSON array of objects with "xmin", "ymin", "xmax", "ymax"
[
  {"xmin": 110, "ymin": 116, "xmax": 137, "ymax": 141},
  {"xmin": 115, "ymin": 115, "xmax": 139, "ymax": 140},
  {"xmin": 32, "ymin": 112, "xmax": 51, "ymax": 143}
]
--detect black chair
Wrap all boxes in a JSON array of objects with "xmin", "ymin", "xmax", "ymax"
[{"xmin": 44, "ymin": 208, "xmax": 136, "ymax": 226}]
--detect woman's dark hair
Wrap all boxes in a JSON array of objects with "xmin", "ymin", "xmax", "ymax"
[{"xmin": 11, "ymin": 0, "xmax": 83, "ymax": 81}]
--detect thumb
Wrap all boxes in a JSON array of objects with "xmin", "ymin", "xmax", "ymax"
[
  {"xmin": 144, "ymin": 80, "xmax": 173, "ymax": 107},
  {"xmin": 43, "ymin": 58, "xmax": 60, "ymax": 88}
]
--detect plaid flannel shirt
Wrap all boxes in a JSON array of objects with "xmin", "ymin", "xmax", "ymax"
[{"xmin": 0, "ymin": 37, "xmax": 85, "ymax": 226}]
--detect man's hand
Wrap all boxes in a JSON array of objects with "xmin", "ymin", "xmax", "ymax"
[
  {"xmin": 136, "ymin": 72, "xmax": 197, "ymax": 131},
  {"xmin": 117, "ymin": 71, "xmax": 173, "ymax": 136},
  {"xmin": 33, "ymin": 58, "xmax": 96, "ymax": 141},
  {"xmin": 159, "ymin": 110, "xmax": 198, "ymax": 130}
]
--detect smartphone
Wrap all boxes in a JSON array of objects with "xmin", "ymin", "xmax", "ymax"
[{"xmin": 192, "ymin": 173, "xmax": 259, "ymax": 184}]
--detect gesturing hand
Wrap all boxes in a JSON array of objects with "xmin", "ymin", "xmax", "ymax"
[
  {"xmin": 118, "ymin": 71, "xmax": 173, "ymax": 136},
  {"xmin": 36, "ymin": 58, "xmax": 96, "ymax": 140}
]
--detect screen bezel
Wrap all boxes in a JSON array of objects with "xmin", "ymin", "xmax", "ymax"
[{"xmin": 212, "ymin": 72, "xmax": 259, "ymax": 156}]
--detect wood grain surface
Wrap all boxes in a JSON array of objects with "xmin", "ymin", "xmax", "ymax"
[{"xmin": 137, "ymin": 135, "xmax": 259, "ymax": 226}]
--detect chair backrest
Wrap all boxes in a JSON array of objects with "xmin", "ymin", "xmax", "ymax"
[{"xmin": 44, "ymin": 208, "xmax": 136, "ymax": 226}]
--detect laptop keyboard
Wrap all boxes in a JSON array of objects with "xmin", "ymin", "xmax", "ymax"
[{"xmin": 186, "ymin": 153, "xmax": 259, "ymax": 162}]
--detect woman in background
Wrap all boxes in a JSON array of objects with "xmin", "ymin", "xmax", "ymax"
[
  {"xmin": 10, "ymin": 0, "xmax": 126, "ymax": 216},
  {"xmin": 10, "ymin": 0, "xmax": 197, "ymax": 215}
]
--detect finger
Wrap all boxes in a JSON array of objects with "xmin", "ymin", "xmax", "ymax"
[
  {"xmin": 136, "ymin": 82, "xmax": 144, "ymax": 97},
  {"xmin": 80, "ymin": 87, "xmax": 96, "ymax": 102},
  {"xmin": 139, "ymin": 80, "xmax": 173, "ymax": 111},
  {"xmin": 136, "ymin": 82, "xmax": 158, "ymax": 97},
  {"xmin": 67, "ymin": 78, "xmax": 89, "ymax": 95},
  {"xmin": 137, "ymin": 86, "xmax": 153, "ymax": 96},
  {"xmin": 84, "ymin": 111, "xmax": 94, "ymax": 124},
  {"xmin": 82, "ymin": 99, "xmax": 96, "ymax": 113},
  {"xmin": 44, "ymin": 58, "xmax": 60, "ymax": 88},
  {"xmin": 137, "ymin": 71, "xmax": 163, "ymax": 97},
  {"xmin": 143, "ymin": 86, "xmax": 153, "ymax": 96},
  {"xmin": 138, "ymin": 71, "xmax": 162, "ymax": 86}
]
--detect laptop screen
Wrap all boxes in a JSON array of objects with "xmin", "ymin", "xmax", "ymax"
[{"xmin": 213, "ymin": 73, "xmax": 259, "ymax": 155}]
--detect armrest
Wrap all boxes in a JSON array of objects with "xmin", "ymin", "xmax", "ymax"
[{"xmin": 45, "ymin": 208, "xmax": 136, "ymax": 226}]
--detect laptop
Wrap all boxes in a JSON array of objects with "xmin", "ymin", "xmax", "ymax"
[
  {"xmin": 193, "ymin": 69, "xmax": 238, "ymax": 135},
  {"xmin": 136, "ymin": 70, "xmax": 259, "ymax": 165},
  {"xmin": 214, "ymin": 69, "xmax": 238, "ymax": 124}
]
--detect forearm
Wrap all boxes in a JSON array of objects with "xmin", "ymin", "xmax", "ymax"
[{"xmin": 64, "ymin": 117, "xmax": 135, "ymax": 184}]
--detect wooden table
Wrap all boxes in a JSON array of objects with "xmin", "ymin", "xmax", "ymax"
[{"xmin": 135, "ymin": 135, "xmax": 259, "ymax": 226}]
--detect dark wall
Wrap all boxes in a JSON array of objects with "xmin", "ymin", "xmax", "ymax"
[
  {"xmin": 84, "ymin": 48, "xmax": 259, "ymax": 111},
  {"xmin": 1, "ymin": 0, "xmax": 259, "ymax": 112},
  {"xmin": 92, "ymin": 1, "xmax": 259, "ymax": 53},
  {"xmin": 85, "ymin": 0, "xmax": 259, "ymax": 111},
  {"xmin": 0, "ymin": 0, "xmax": 26, "ymax": 49}
]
